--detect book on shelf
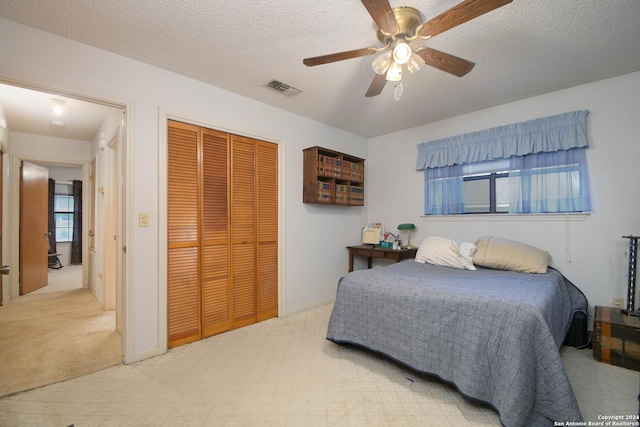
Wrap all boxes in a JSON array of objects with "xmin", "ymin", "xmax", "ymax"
[
  {"xmin": 318, "ymin": 155, "xmax": 342, "ymax": 177},
  {"xmin": 336, "ymin": 184, "xmax": 349, "ymax": 204},
  {"xmin": 315, "ymin": 181, "xmax": 332, "ymax": 202},
  {"xmin": 341, "ymin": 160, "xmax": 363, "ymax": 181},
  {"xmin": 349, "ymin": 186, "xmax": 364, "ymax": 205}
]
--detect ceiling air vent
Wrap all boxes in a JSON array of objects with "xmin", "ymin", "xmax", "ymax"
[{"xmin": 265, "ymin": 79, "xmax": 301, "ymax": 97}]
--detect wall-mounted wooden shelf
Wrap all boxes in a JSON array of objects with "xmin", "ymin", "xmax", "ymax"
[{"xmin": 303, "ymin": 146, "xmax": 365, "ymax": 206}]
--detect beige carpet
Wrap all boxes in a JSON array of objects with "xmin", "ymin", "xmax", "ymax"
[
  {"xmin": 31, "ymin": 264, "xmax": 84, "ymax": 295},
  {"xmin": 0, "ymin": 287, "xmax": 122, "ymax": 397}
]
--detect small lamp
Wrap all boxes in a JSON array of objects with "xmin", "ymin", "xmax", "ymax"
[{"xmin": 397, "ymin": 223, "xmax": 417, "ymax": 249}]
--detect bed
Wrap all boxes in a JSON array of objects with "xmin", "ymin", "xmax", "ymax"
[{"xmin": 326, "ymin": 239, "xmax": 587, "ymax": 427}]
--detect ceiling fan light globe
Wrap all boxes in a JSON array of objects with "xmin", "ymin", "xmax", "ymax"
[
  {"xmin": 371, "ymin": 51, "xmax": 392, "ymax": 75},
  {"xmin": 392, "ymin": 42, "xmax": 412, "ymax": 65},
  {"xmin": 406, "ymin": 53, "xmax": 425, "ymax": 74},
  {"xmin": 386, "ymin": 62, "xmax": 402, "ymax": 82}
]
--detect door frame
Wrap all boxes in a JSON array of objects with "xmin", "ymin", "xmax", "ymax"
[
  {"xmin": 0, "ymin": 77, "xmax": 133, "ymax": 363},
  {"xmin": 157, "ymin": 108, "xmax": 286, "ymax": 354}
]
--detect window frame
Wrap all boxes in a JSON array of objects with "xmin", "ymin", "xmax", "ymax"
[
  {"xmin": 462, "ymin": 171, "xmax": 509, "ymax": 214},
  {"xmin": 54, "ymin": 194, "xmax": 74, "ymax": 243},
  {"xmin": 424, "ymin": 149, "xmax": 591, "ymax": 216}
]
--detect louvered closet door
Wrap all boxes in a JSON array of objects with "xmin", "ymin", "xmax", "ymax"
[
  {"xmin": 167, "ymin": 120, "xmax": 201, "ymax": 348},
  {"xmin": 202, "ymin": 128, "xmax": 231, "ymax": 337},
  {"xmin": 256, "ymin": 141, "xmax": 278, "ymax": 321},
  {"xmin": 168, "ymin": 121, "xmax": 278, "ymax": 346},
  {"xmin": 230, "ymin": 135, "xmax": 257, "ymax": 329}
]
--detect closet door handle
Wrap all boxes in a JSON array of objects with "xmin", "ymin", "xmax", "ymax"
[{"xmin": 242, "ymin": 239, "xmax": 247, "ymax": 244}]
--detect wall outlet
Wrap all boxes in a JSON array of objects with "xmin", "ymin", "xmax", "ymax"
[
  {"xmin": 612, "ymin": 298, "xmax": 624, "ymax": 309},
  {"xmin": 139, "ymin": 212, "xmax": 150, "ymax": 227}
]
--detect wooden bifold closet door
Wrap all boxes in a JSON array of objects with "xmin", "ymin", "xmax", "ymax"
[{"xmin": 167, "ymin": 120, "xmax": 278, "ymax": 348}]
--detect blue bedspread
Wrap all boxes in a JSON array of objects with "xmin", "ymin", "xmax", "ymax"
[{"xmin": 326, "ymin": 261, "xmax": 587, "ymax": 426}]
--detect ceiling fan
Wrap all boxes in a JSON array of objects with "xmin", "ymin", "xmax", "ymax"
[{"xmin": 303, "ymin": 0, "xmax": 512, "ymax": 99}]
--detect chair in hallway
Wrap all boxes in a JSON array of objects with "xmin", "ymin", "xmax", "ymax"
[{"xmin": 48, "ymin": 244, "xmax": 63, "ymax": 270}]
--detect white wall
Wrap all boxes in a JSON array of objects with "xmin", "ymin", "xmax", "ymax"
[
  {"xmin": 48, "ymin": 166, "xmax": 83, "ymax": 182},
  {"xmin": 368, "ymin": 71, "xmax": 640, "ymax": 312},
  {"xmin": 0, "ymin": 19, "xmax": 368, "ymax": 362},
  {"xmin": 89, "ymin": 109, "xmax": 124, "ymax": 307},
  {"xmin": 9, "ymin": 132, "xmax": 91, "ymax": 163}
]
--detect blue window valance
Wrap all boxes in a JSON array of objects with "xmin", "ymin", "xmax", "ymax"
[{"xmin": 416, "ymin": 110, "xmax": 589, "ymax": 170}]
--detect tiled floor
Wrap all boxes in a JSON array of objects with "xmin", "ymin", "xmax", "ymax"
[{"xmin": 0, "ymin": 304, "xmax": 637, "ymax": 426}]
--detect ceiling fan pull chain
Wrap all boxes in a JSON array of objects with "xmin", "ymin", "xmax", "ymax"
[{"xmin": 394, "ymin": 83, "xmax": 403, "ymax": 101}]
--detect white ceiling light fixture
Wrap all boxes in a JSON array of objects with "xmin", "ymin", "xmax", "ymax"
[
  {"xmin": 50, "ymin": 119, "xmax": 65, "ymax": 127},
  {"xmin": 51, "ymin": 98, "xmax": 67, "ymax": 117}
]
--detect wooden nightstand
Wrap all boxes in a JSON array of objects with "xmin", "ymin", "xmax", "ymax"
[
  {"xmin": 347, "ymin": 245, "xmax": 418, "ymax": 272},
  {"xmin": 593, "ymin": 305, "xmax": 640, "ymax": 371}
]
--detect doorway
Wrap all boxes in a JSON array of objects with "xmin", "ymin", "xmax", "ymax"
[
  {"xmin": 0, "ymin": 81, "xmax": 128, "ymax": 391},
  {"xmin": 21, "ymin": 161, "xmax": 85, "ymax": 295}
]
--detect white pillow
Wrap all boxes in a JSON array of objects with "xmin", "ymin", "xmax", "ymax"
[
  {"xmin": 473, "ymin": 236, "xmax": 551, "ymax": 274},
  {"xmin": 415, "ymin": 236, "xmax": 477, "ymax": 270}
]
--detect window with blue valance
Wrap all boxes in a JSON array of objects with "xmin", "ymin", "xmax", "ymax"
[{"xmin": 417, "ymin": 110, "xmax": 592, "ymax": 215}]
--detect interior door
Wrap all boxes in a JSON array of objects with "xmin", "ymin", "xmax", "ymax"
[
  {"xmin": 1, "ymin": 151, "xmax": 3, "ymax": 305},
  {"xmin": 230, "ymin": 135, "xmax": 257, "ymax": 329},
  {"xmin": 256, "ymin": 141, "xmax": 278, "ymax": 321},
  {"xmin": 202, "ymin": 127, "xmax": 231, "ymax": 337},
  {"xmin": 167, "ymin": 120, "xmax": 201, "ymax": 348},
  {"xmin": 19, "ymin": 161, "xmax": 49, "ymax": 294}
]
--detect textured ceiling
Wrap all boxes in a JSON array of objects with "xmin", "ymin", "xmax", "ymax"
[{"xmin": 0, "ymin": 0, "xmax": 639, "ymax": 138}]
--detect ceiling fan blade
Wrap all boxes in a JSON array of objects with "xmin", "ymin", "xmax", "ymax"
[
  {"xmin": 365, "ymin": 73, "xmax": 387, "ymax": 97},
  {"xmin": 361, "ymin": 0, "xmax": 399, "ymax": 35},
  {"xmin": 415, "ymin": 47, "xmax": 476, "ymax": 77},
  {"xmin": 418, "ymin": 0, "xmax": 512, "ymax": 39},
  {"xmin": 303, "ymin": 47, "xmax": 377, "ymax": 67}
]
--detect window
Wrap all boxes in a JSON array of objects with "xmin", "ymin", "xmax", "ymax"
[
  {"xmin": 54, "ymin": 194, "xmax": 74, "ymax": 242},
  {"xmin": 424, "ymin": 148, "xmax": 591, "ymax": 215},
  {"xmin": 417, "ymin": 111, "xmax": 591, "ymax": 216},
  {"xmin": 461, "ymin": 158, "xmax": 510, "ymax": 214},
  {"xmin": 463, "ymin": 173, "xmax": 509, "ymax": 214}
]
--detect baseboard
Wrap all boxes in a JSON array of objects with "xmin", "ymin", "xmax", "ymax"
[
  {"xmin": 284, "ymin": 298, "xmax": 334, "ymax": 316},
  {"xmin": 126, "ymin": 347, "xmax": 161, "ymax": 365}
]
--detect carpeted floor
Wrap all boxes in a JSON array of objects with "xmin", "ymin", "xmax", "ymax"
[{"xmin": 0, "ymin": 285, "xmax": 122, "ymax": 397}]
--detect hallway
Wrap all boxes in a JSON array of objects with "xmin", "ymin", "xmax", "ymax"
[{"xmin": 0, "ymin": 266, "xmax": 121, "ymax": 397}]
